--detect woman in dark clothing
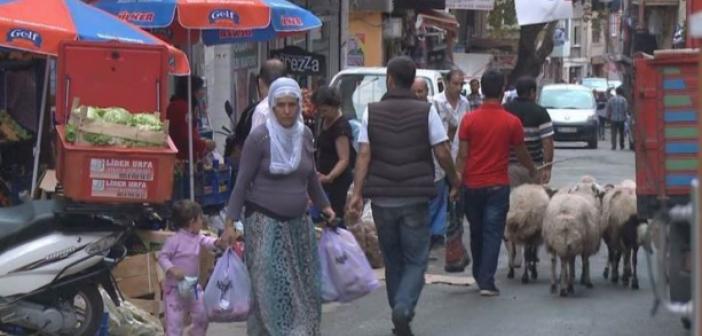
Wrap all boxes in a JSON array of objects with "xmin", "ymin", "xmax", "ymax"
[
  {"xmin": 167, "ymin": 75, "xmax": 215, "ymax": 160},
  {"xmin": 312, "ymin": 86, "xmax": 355, "ymax": 226}
]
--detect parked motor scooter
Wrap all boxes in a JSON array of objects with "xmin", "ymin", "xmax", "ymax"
[{"xmin": 0, "ymin": 199, "xmax": 163, "ymax": 335}]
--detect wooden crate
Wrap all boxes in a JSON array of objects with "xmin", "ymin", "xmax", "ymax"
[
  {"xmin": 113, "ymin": 252, "xmax": 164, "ymax": 316},
  {"xmin": 136, "ymin": 229, "xmax": 174, "ymax": 251},
  {"xmin": 114, "ymin": 230, "xmax": 219, "ymax": 316}
]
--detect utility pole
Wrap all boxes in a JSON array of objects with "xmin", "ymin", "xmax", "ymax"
[
  {"xmin": 340, "ymin": 0, "xmax": 349, "ymax": 70},
  {"xmin": 601, "ymin": 0, "xmax": 613, "ymax": 85}
]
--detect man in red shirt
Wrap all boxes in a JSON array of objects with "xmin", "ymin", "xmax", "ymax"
[{"xmin": 455, "ymin": 70, "xmax": 537, "ymax": 296}]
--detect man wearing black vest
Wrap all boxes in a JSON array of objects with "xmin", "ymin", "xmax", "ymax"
[{"xmin": 348, "ymin": 56, "xmax": 460, "ymax": 336}]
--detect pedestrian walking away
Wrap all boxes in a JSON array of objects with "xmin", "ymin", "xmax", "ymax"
[
  {"xmin": 607, "ymin": 87, "xmax": 629, "ymax": 150},
  {"xmin": 225, "ymin": 78, "xmax": 335, "ymax": 336},
  {"xmin": 313, "ymin": 85, "xmax": 356, "ymax": 228},
  {"xmin": 348, "ymin": 56, "xmax": 460, "ymax": 336},
  {"xmin": 595, "ymin": 90, "xmax": 608, "ymax": 140},
  {"xmin": 455, "ymin": 70, "xmax": 538, "ymax": 297},
  {"xmin": 503, "ymin": 76, "xmax": 555, "ymax": 273}
]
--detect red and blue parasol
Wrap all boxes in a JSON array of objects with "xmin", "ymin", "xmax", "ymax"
[
  {"xmin": 0, "ymin": 0, "xmax": 190, "ymax": 74},
  {"xmin": 90, "ymin": 0, "xmax": 322, "ymax": 45}
]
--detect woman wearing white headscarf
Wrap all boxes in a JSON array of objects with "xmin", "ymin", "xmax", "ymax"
[{"xmin": 226, "ymin": 78, "xmax": 334, "ymax": 336}]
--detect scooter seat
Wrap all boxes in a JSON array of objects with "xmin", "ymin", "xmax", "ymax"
[{"xmin": 0, "ymin": 201, "xmax": 56, "ymax": 251}]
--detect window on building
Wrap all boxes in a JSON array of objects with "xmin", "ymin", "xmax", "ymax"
[
  {"xmin": 573, "ymin": 24, "xmax": 580, "ymax": 46},
  {"xmin": 592, "ymin": 20, "xmax": 601, "ymax": 43}
]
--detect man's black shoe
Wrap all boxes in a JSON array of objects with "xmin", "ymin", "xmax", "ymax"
[
  {"xmin": 430, "ymin": 235, "xmax": 445, "ymax": 250},
  {"xmin": 392, "ymin": 307, "xmax": 413, "ymax": 336}
]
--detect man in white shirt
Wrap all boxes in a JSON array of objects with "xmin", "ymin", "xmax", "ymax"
[
  {"xmin": 424, "ymin": 69, "xmax": 470, "ymax": 248},
  {"xmin": 250, "ymin": 59, "xmax": 288, "ymax": 130},
  {"xmin": 432, "ymin": 70, "xmax": 470, "ymax": 141}
]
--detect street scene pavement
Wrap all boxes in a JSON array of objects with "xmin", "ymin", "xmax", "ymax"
[{"xmin": 210, "ymin": 137, "xmax": 688, "ymax": 336}]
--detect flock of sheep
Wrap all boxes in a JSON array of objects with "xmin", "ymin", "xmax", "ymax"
[{"xmin": 504, "ymin": 176, "xmax": 644, "ymax": 297}]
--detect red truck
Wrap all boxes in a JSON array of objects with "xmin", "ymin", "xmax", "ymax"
[
  {"xmin": 634, "ymin": 50, "xmax": 698, "ymax": 219},
  {"xmin": 633, "ymin": 49, "xmax": 699, "ymax": 331}
]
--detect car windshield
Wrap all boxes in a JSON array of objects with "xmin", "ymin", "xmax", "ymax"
[
  {"xmin": 539, "ymin": 89, "xmax": 595, "ymax": 110},
  {"xmin": 334, "ymin": 74, "xmax": 433, "ymax": 120},
  {"xmin": 608, "ymin": 80, "xmax": 622, "ymax": 88},
  {"xmin": 581, "ymin": 78, "xmax": 608, "ymax": 91}
]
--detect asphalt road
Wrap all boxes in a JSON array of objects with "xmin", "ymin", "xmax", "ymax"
[{"xmin": 209, "ymin": 137, "xmax": 689, "ymax": 336}]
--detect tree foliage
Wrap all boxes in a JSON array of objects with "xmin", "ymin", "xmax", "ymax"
[
  {"xmin": 505, "ymin": 0, "xmax": 592, "ymax": 83},
  {"xmin": 509, "ymin": 21, "xmax": 558, "ymax": 84},
  {"xmin": 488, "ymin": 0, "xmax": 517, "ymax": 33}
]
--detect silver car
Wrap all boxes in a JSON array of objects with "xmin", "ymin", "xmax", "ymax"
[{"xmin": 539, "ymin": 84, "xmax": 599, "ymax": 149}]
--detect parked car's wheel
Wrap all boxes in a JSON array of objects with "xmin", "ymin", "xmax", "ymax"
[
  {"xmin": 587, "ymin": 135, "xmax": 598, "ymax": 149},
  {"xmin": 682, "ymin": 317, "xmax": 691, "ymax": 330}
]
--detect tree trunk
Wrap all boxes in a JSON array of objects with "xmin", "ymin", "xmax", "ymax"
[{"xmin": 509, "ymin": 21, "xmax": 558, "ymax": 85}]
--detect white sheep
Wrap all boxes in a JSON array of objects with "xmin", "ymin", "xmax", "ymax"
[
  {"xmin": 569, "ymin": 177, "xmax": 607, "ymax": 234},
  {"xmin": 543, "ymin": 191, "xmax": 600, "ymax": 296},
  {"xmin": 505, "ymin": 184, "xmax": 551, "ymax": 284},
  {"xmin": 601, "ymin": 180, "xmax": 641, "ymax": 289}
]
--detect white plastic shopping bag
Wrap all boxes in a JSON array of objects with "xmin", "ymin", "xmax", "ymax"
[
  {"xmin": 319, "ymin": 240, "xmax": 339, "ymax": 302},
  {"xmin": 318, "ymin": 228, "xmax": 380, "ymax": 303},
  {"xmin": 204, "ymin": 248, "xmax": 251, "ymax": 322}
]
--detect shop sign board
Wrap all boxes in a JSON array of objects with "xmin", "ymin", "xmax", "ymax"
[
  {"xmin": 270, "ymin": 46, "xmax": 326, "ymax": 76},
  {"xmin": 88, "ymin": 157, "xmax": 156, "ymax": 200},
  {"xmin": 231, "ymin": 42, "xmax": 258, "ymax": 70},
  {"xmin": 446, "ymin": 0, "xmax": 494, "ymax": 10}
]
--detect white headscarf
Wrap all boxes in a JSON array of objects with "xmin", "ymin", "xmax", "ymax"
[{"xmin": 266, "ymin": 78, "xmax": 305, "ymax": 175}]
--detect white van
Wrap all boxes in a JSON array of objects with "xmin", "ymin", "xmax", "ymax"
[{"xmin": 330, "ymin": 67, "xmax": 445, "ymax": 120}]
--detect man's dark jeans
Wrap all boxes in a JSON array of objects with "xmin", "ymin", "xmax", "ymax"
[
  {"xmin": 463, "ymin": 186, "xmax": 510, "ymax": 290},
  {"xmin": 372, "ymin": 203, "xmax": 430, "ymax": 320},
  {"xmin": 598, "ymin": 116, "xmax": 607, "ymax": 139},
  {"xmin": 611, "ymin": 121, "xmax": 625, "ymax": 149}
]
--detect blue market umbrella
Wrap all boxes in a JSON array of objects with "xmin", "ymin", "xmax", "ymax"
[{"xmin": 90, "ymin": 0, "xmax": 322, "ymax": 45}]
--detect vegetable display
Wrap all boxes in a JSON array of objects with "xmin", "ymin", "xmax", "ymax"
[
  {"xmin": 0, "ymin": 111, "xmax": 32, "ymax": 142},
  {"xmin": 67, "ymin": 106, "xmax": 168, "ymax": 147}
]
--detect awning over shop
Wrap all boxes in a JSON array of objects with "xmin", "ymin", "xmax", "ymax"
[{"xmin": 416, "ymin": 10, "xmax": 459, "ymax": 32}]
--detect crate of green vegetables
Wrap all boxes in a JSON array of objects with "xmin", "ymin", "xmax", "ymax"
[
  {"xmin": 66, "ymin": 106, "xmax": 169, "ymax": 147},
  {"xmin": 56, "ymin": 105, "xmax": 178, "ymax": 204}
]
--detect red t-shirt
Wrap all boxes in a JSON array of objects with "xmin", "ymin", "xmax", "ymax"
[
  {"xmin": 167, "ymin": 98, "xmax": 208, "ymax": 160},
  {"xmin": 458, "ymin": 102, "xmax": 524, "ymax": 188}
]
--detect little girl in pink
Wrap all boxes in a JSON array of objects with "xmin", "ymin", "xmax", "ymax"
[{"xmin": 158, "ymin": 200, "xmax": 231, "ymax": 336}]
